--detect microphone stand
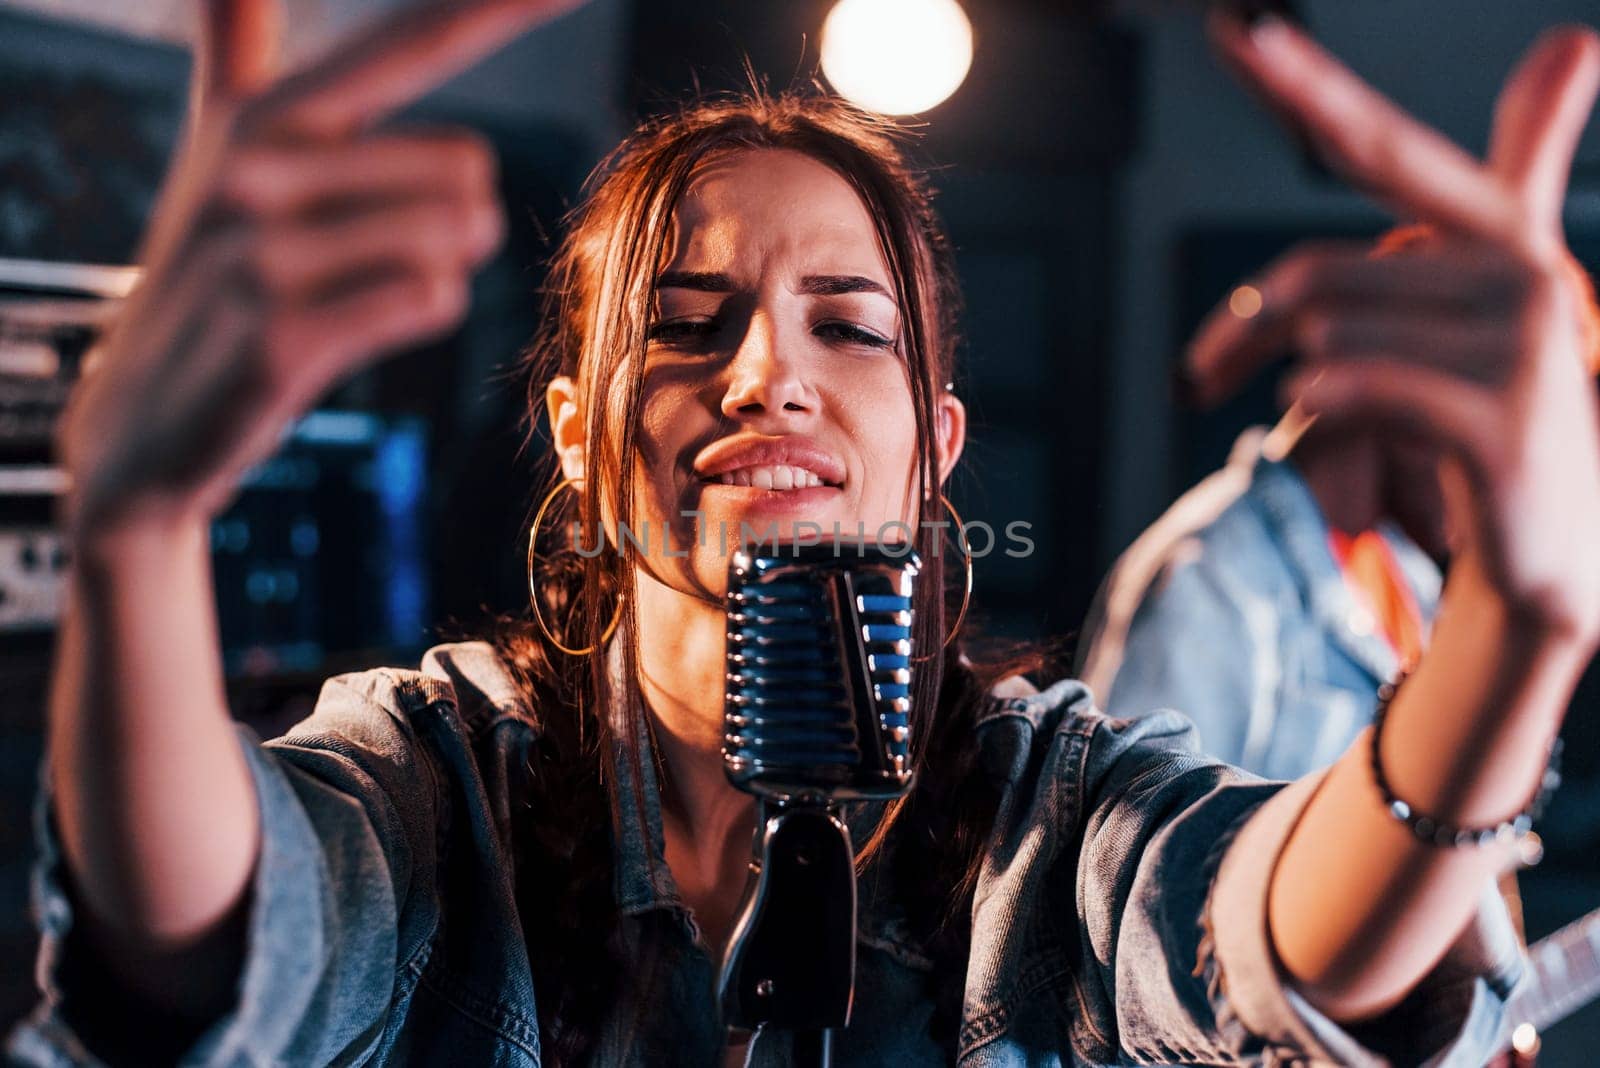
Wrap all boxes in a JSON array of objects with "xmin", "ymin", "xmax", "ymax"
[{"xmin": 718, "ymin": 798, "xmax": 856, "ymax": 1068}]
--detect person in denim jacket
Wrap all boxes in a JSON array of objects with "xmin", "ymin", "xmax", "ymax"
[
  {"xmin": 13, "ymin": 3, "xmax": 1600, "ymax": 1065},
  {"xmin": 1078, "ymin": 242, "xmax": 1600, "ymax": 783},
  {"xmin": 1076, "ymin": 419, "xmax": 1444, "ymax": 782}
]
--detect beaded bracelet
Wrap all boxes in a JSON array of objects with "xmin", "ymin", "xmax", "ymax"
[{"xmin": 1370, "ymin": 674, "xmax": 1563, "ymax": 848}]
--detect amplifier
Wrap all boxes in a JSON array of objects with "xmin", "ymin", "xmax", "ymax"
[
  {"xmin": 0, "ymin": 258, "xmax": 134, "ymax": 455},
  {"xmin": 0, "ymin": 258, "xmax": 134, "ymax": 633}
]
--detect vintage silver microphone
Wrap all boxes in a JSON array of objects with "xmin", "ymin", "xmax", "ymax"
[{"xmin": 717, "ymin": 540, "xmax": 921, "ymax": 1065}]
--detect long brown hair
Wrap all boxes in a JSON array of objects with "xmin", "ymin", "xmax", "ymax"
[{"xmin": 491, "ymin": 89, "xmax": 1054, "ymax": 1063}]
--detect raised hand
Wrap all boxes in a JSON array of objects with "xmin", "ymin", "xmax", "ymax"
[
  {"xmin": 1188, "ymin": 17, "xmax": 1600, "ymax": 639},
  {"xmin": 59, "ymin": 0, "xmax": 584, "ymax": 539}
]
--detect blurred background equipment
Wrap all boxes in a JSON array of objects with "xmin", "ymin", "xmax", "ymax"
[
  {"xmin": 0, "ymin": 260, "xmax": 132, "ymax": 636},
  {"xmin": 3, "ymin": 0, "xmax": 1600, "ymax": 1060},
  {"xmin": 210, "ymin": 409, "xmax": 431, "ymax": 677}
]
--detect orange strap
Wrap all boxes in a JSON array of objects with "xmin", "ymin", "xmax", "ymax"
[{"xmin": 1327, "ymin": 529, "xmax": 1426, "ymax": 669}]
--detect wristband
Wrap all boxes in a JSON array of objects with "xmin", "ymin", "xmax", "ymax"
[{"xmin": 1370, "ymin": 673, "xmax": 1562, "ymax": 848}]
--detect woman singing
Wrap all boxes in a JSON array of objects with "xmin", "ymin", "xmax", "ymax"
[{"xmin": 13, "ymin": 1, "xmax": 1600, "ymax": 1064}]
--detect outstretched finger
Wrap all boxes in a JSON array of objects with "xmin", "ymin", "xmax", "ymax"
[
  {"xmin": 248, "ymin": 196, "xmax": 503, "ymax": 303},
  {"xmin": 254, "ymin": 0, "xmax": 586, "ymax": 139},
  {"xmin": 1183, "ymin": 242, "xmax": 1522, "ymax": 406},
  {"xmin": 1296, "ymin": 313, "xmax": 1521, "ymax": 387},
  {"xmin": 1207, "ymin": 11, "xmax": 1521, "ymax": 243},
  {"xmin": 1489, "ymin": 26, "xmax": 1600, "ymax": 237},
  {"xmin": 200, "ymin": 0, "xmax": 282, "ymax": 103},
  {"xmin": 214, "ymin": 132, "xmax": 499, "ymax": 219},
  {"xmin": 1283, "ymin": 362, "xmax": 1501, "ymax": 479},
  {"xmin": 268, "ymin": 268, "xmax": 472, "ymax": 404}
]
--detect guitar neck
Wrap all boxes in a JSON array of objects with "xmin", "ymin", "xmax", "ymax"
[{"xmin": 1508, "ymin": 909, "xmax": 1600, "ymax": 1035}]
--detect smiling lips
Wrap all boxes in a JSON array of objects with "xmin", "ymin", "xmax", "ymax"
[
  {"xmin": 712, "ymin": 464, "xmax": 828, "ymax": 490},
  {"xmin": 694, "ymin": 436, "xmax": 846, "ymax": 492}
]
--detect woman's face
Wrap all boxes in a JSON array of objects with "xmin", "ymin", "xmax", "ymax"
[{"xmin": 549, "ymin": 147, "xmax": 965, "ymax": 601}]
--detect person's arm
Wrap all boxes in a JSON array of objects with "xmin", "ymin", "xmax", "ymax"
[
  {"xmin": 48, "ymin": 520, "xmax": 256, "ymax": 1020},
  {"xmin": 1270, "ymin": 559, "xmax": 1581, "ymax": 1020},
  {"xmin": 1047, "ymin": 696, "xmax": 1514, "ymax": 1065},
  {"xmin": 1192, "ymin": 13, "xmax": 1600, "ymax": 1021},
  {"xmin": 45, "ymin": 0, "xmax": 575, "ymax": 1021}
]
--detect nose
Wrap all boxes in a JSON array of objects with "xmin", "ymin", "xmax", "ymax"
[{"xmin": 720, "ymin": 312, "xmax": 813, "ymax": 420}]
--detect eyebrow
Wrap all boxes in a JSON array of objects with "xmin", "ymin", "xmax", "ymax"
[
  {"xmin": 653, "ymin": 271, "xmax": 893, "ymax": 299},
  {"xmin": 655, "ymin": 270, "xmax": 734, "ymax": 292},
  {"xmin": 798, "ymin": 274, "xmax": 892, "ymax": 299}
]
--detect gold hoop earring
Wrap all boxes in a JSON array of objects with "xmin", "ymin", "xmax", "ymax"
[
  {"xmin": 912, "ymin": 492, "xmax": 973, "ymax": 662},
  {"xmin": 527, "ymin": 477, "xmax": 623, "ymax": 656}
]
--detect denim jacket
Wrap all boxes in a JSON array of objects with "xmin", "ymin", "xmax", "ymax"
[
  {"xmin": 1077, "ymin": 428, "xmax": 1443, "ymax": 781},
  {"xmin": 11, "ymin": 639, "xmax": 1514, "ymax": 1067}
]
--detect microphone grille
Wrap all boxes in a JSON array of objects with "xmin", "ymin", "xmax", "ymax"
[{"xmin": 724, "ymin": 542, "xmax": 920, "ymax": 802}]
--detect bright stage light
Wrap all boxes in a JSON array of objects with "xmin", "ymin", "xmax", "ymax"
[{"xmin": 820, "ymin": 0, "xmax": 974, "ymax": 116}]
